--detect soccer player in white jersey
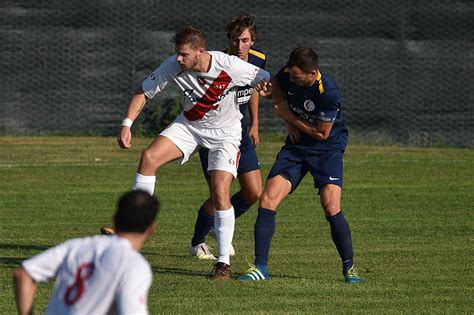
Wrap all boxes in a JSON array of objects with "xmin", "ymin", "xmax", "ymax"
[
  {"xmin": 189, "ymin": 14, "xmax": 267, "ymax": 260},
  {"xmin": 13, "ymin": 190, "xmax": 160, "ymax": 315},
  {"xmin": 116, "ymin": 26, "xmax": 270, "ymax": 279}
]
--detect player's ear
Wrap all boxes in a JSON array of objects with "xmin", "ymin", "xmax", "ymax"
[
  {"xmin": 197, "ymin": 47, "xmax": 204, "ymax": 57},
  {"xmin": 147, "ymin": 222, "xmax": 157, "ymax": 235}
]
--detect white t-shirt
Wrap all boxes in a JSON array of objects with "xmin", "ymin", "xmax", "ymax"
[
  {"xmin": 22, "ymin": 235, "xmax": 152, "ymax": 315},
  {"xmin": 142, "ymin": 51, "xmax": 270, "ymax": 129}
]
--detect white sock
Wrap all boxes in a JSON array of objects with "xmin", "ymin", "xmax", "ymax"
[
  {"xmin": 214, "ymin": 207, "xmax": 235, "ymax": 265},
  {"xmin": 133, "ymin": 173, "xmax": 156, "ymax": 195}
]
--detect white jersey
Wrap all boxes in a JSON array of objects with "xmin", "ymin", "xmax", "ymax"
[
  {"xmin": 22, "ymin": 235, "xmax": 152, "ymax": 315},
  {"xmin": 142, "ymin": 51, "xmax": 270, "ymax": 129}
]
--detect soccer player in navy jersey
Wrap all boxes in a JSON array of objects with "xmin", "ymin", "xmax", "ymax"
[
  {"xmin": 189, "ymin": 14, "xmax": 267, "ymax": 260},
  {"xmin": 239, "ymin": 47, "xmax": 361, "ymax": 283}
]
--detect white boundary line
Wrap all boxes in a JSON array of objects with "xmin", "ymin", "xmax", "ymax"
[
  {"xmin": 0, "ymin": 159, "xmax": 469, "ymax": 169},
  {"xmin": 0, "ymin": 162, "xmax": 137, "ymax": 168}
]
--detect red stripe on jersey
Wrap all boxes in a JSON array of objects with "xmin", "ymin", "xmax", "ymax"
[
  {"xmin": 184, "ymin": 71, "xmax": 232, "ymax": 121},
  {"xmin": 236, "ymin": 150, "xmax": 241, "ymax": 168}
]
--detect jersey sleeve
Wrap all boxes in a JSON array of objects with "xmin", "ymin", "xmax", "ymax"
[
  {"xmin": 141, "ymin": 55, "xmax": 181, "ymax": 99},
  {"xmin": 227, "ymin": 55, "xmax": 270, "ymax": 87},
  {"xmin": 259, "ymin": 53, "xmax": 267, "ymax": 70},
  {"xmin": 115, "ymin": 259, "xmax": 152, "ymax": 315},
  {"xmin": 316, "ymin": 89, "xmax": 342, "ymax": 123},
  {"xmin": 275, "ymin": 67, "xmax": 289, "ymax": 93},
  {"xmin": 22, "ymin": 240, "xmax": 75, "ymax": 283}
]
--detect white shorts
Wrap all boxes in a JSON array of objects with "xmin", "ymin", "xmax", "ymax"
[{"xmin": 159, "ymin": 114, "xmax": 242, "ymax": 178}]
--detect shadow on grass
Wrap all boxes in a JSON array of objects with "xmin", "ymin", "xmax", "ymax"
[
  {"xmin": 151, "ymin": 266, "xmax": 210, "ymax": 277},
  {"xmin": 0, "ymin": 243, "xmax": 52, "ymax": 251},
  {"xmin": 0, "ymin": 244, "xmax": 53, "ymax": 268},
  {"xmin": 151, "ymin": 265, "xmax": 302, "ymax": 280},
  {"xmin": 0, "ymin": 257, "xmax": 25, "ymax": 267},
  {"xmin": 142, "ymin": 251, "xmax": 188, "ymax": 259}
]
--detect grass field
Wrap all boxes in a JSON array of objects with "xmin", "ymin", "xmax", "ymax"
[{"xmin": 0, "ymin": 136, "xmax": 473, "ymax": 314}]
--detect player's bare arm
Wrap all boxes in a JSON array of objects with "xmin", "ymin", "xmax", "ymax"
[
  {"xmin": 268, "ymin": 78, "xmax": 300, "ymax": 143},
  {"xmin": 284, "ymin": 120, "xmax": 301, "ymax": 144},
  {"xmin": 118, "ymin": 89, "xmax": 148, "ymax": 149},
  {"xmin": 13, "ymin": 267, "xmax": 37, "ymax": 315},
  {"xmin": 271, "ymin": 77, "xmax": 331, "ymax": 141},
  {"xmin": 248, "ymin": 88, "xmax": 260, "ymax": 145},
  {"xmin": 274, "ymin": 94, "xmax": 333, "ymax": 141},
  {"xmin": 281, "ymin": 109, "xmax": 333, "ymax": 141}
]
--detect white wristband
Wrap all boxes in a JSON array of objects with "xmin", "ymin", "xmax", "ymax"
[{"xmin": 121, "ymin": 118, "xmax": 133, "ymax": 128}]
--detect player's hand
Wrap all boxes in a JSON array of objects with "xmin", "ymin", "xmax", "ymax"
[
  {"xmin": 249, "ymin": 124, "xmax": 260, "ymax": 146},
  {"xmin": 117, "ymin": 127, "xmax": 132, "ymax": 149},
  {"xmin": 255, "ymin": 81, "xmax": 273, "ymax": 97},
  {"xmin": 286, "ymin": 122, "xmax": 301, "ymax": 144}
]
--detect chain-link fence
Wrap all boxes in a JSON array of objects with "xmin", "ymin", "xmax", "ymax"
[{"xmin": 1, "ymin": 0, "xmax": 473, "ymax": 147}]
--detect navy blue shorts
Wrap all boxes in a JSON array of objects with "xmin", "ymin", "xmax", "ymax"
[
  {"xmin": 267, "ymin": 146, "xmax": 344, "ymax": 193},
  {"xmin": 199, "ymin": 124, "xmax": 260, "ymax": 179}
]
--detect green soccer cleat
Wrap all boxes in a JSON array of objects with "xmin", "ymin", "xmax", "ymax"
[
  {"xmin": 344, "ymin": 266, "xmax": 361, "ymax": 283},
  {"xmin": 238, "ymin": 264, "xmax": 269, "ymax": 281}
]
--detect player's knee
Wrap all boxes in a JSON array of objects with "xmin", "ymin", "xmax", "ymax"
[
  {"xmin": 246, "ymin": 192, "xmax": 261, "ymax": 205},
  {"xmin": 140, "ymin": 149, "xmax": 153, "ymax": 165},
  {"xmin": 141, "ymin": 148, "xmax": 160, "ymax": 167},
  {"xmin": 242, "ymin": 188, "xmax": 261, "ymax": 205},
  {"xmin": 212, "ymin": 191, "xmax": 231, "ymax": 210},
  {"xmin": 323, "ymin": 203, "xmax": 340, "ymax": 216},
  {"xmin": 259, "ymin": 191, "xmax": 279, "ymax": 210}
]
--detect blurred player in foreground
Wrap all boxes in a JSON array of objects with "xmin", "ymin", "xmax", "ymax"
[
  {"xmin": 14, "ymin": 190, "xmax": 160, "ymax": 315},
  {"xmin": 238, "ymin": 47, "xmax": 361, "ymax": 283},
  {"xmin": 116, "ymin": 26, "xmax": 269, "ymax": 279},
  {"xmin": 189, "ymin": 13, "xmax": 267, "ymax": 260}
]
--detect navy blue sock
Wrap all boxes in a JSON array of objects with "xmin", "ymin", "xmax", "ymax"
[
  {"xmin": 326, "ymin": 212, "xmax": 354, "ymax": 274},
  {"xmin": 191, "ymin": 205, "xmax": 214, "ymax": 247},
  {"xmin": 254, "ymin": 207, "xmax": 276, "ymax": 266},
  {"xmin": 231, "ymin": 191, "xmax": 253, "ymax": 219}
]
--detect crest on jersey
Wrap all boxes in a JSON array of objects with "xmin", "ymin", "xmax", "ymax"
[
  {"xmin": 304, "ymin": 100, "xmax": 316, "ymax": 111},
  {"xmin": 196, "ymin": 76, "xmax": 206, "ymax": 86}
]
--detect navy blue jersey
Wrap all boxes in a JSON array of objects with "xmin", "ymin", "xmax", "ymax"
[
  {"xmin": 225, "ymin": 48, "xmax": 267, "ymax": 115},
  {"xmin": 275, "ymin": 67, "xmax": 348, "ymax": 151}
]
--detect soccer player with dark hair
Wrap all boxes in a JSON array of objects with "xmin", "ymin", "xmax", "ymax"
[
  {"xmin": 189, "ymin": 13, "xmax": 267, "ymax": 260},
  {"xmin": 116, "ymin": 26, "xmax": 270, "ymax": 279},
  {"xmin": 239, "ymin": 47, "xmax": 361, "ymax": 283},
  {"xmin": 14, "ymin": 190, "xmax": 160, "ymax": 315}
]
